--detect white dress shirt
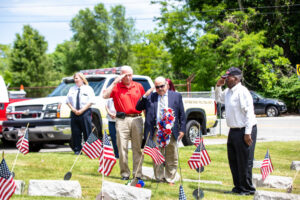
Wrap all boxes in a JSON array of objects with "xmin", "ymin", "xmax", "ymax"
[
  {"xmin": 106, "ymin": 98, "xmax": 116, "ymax": 122},
  {"xmin": 215, "ymin": 83, "xmax": 257, "ymax": 134},
  {"xmin": 66, "ymin": 84, "xmax": 95, "ymax": 109},
  {"xmin": 157, "ymin": 92, "xmax": 168, "ymax": 124}
]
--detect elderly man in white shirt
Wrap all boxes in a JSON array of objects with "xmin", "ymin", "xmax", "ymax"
[{"xmin": 215, "ymin": 67, "xmax": 257, "ymax": 196}]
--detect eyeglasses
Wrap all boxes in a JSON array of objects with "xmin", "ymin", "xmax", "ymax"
[{"xmin": 155, "ymin": 84, "xmax": 165, "ymax": 89}]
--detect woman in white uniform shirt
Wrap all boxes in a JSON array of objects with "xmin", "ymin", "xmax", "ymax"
[{"xmin": 66, "ymin": 72, "xmax": 95, "ymax": 155}]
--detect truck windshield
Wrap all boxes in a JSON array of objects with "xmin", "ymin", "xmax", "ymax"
[{"xmin": 48, "ymin": 79, "xmax": 105, "ymax": 97}]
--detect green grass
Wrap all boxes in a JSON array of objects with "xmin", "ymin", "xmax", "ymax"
[{"xmin": 3, "ymin": 141, "xmax": 300, "ymax": 200}]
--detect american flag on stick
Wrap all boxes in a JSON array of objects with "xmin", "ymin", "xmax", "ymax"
[
  {"xmin": 261, "ymin": 149, "xmax": 274, "ymax": 181},
  {"xmin": 0, "ymin": 158, "xmax": 16, "ymax": 200},
  {"xmin": 178, "ymin": 185, "xmax": 187, "ymax": 200},
  {"xmin": 98, "ymin": 131, "xmax": 116, "ymax": 176},
  {"xmin": 16, "ymin": 128, "xmax": 29, "ymax": 155},
  {"xmin": 144, "ymin": 139, "xmax": 165, "ymax": 165},
  {"xmin": 82, "ymin": 133, "xmax": 102, "ymax": 159},
  {"xmin": 188, "ymin": 139, "xmax": 211, "ymax": 169},
  {"xmin": 194, "ymin": 136, "xmax": 203, "ymax": 147}
]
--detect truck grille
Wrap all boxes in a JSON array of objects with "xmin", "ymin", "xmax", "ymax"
[{"xmin": 15, "ymin": 105, "xmax": 43, "ymax": 112}]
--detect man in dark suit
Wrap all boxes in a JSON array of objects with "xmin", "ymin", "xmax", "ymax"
[{"xmin": 136, "ymin": 76, "xmax": 186, "ymax": 185}]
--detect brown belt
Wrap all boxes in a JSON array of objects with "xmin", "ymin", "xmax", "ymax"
[{"xmin": 125, "ymin": 113, "xmax": 142, "ymax": 117}]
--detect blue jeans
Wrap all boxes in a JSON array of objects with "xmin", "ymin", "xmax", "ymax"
[{"xmin": 109, "ymin": 121, "xmax": 119, "ymax": 158}]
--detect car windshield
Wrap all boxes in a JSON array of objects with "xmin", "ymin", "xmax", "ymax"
[
  {"xmin": 48, "ymin": 78, "xmax": 105, "ymax": 97},
  {"xmin": 251, "ymin": 91, "xmax": 264, "ymax": 99}
]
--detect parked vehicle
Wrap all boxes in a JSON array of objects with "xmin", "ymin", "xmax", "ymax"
[
  {"xmin": 218, "ymin": 91, "xmax": 287, "ymax": 118},
  {"xmin": 2, "ymin": 68, "xmax": 218, "ymax": 150},
  {"xmin": 0, "ymin": 76, "xmax": 29, "ymax": 144}
]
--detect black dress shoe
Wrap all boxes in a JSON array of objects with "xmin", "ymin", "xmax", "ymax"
[
  {"xmin": 74, "ymin": 151, "xmax": 81, "ymax": 155},
  {"xmin": 237, "ymin": 192, "xmax": 250, "ymax": 196},
  {"xmin": 121, "ymin": 177, "xmax": 129, "ymax": 180}
]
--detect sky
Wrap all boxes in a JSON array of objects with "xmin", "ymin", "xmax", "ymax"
[{"xmin": 0, "ymin": 0, "xmax": 163, "ymax": 53}]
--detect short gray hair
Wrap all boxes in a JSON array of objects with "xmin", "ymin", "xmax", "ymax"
[
  {"xmin": 154, "ymin": 76, "xmax": 166, "ymax": 84},
  {"xmin": 120, "ymin": 65, "xmax": 133, "ymax": 74}
]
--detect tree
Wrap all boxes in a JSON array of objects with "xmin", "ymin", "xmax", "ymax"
[
  {"xmin": 9, "ymin": 25, "xmax": 50, "ymax": 88},
  {"xmin": 0, "ymin": 44, "xmax": 12, "ymax": 83},
  {"xmin": 71, "ymin": 4, "xmax": 110, "ymax": 70},
  {"xmin": 131, "ymin": 32, "xmax": 172, "ymax": 79},
  {"xmin": 110, "ymin": 5, "xmax": 135, "ymax": 66},
  {"xmin": 186, "ymin": 0, "xmax": 300, "ymax": 67}
]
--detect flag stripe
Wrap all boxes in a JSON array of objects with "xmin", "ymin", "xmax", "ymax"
[{"xmin": 81, "ymin": 133, "xmax": 102, "ymax": 159}]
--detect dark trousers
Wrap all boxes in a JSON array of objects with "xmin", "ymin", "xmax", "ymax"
[
  {"xmin": 227, "ymin": 125, "xmax": 257, "ymax": 193},
  {"xmin": 108, "ymin": 121, "xmax": 119, "ymax": 158},
  {"xmin": 70, "ymin": 109, "xmax": 92, "ymax": 152}
]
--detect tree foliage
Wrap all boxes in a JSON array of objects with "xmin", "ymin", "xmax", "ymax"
[{"xmin": 9, "ymin": 25, "xmax": 50, "ymax": 87}]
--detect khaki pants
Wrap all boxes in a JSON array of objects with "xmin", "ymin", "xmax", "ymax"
[
  {"xmin": 116, "ymin": 116, "xmax": 143, "ymax": 178},
  {"xmin": 153, "ymin": 134, "xmax": 178, "ymax": 183}
]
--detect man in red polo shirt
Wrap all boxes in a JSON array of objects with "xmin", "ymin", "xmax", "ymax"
[{"xmin": 103, "ymin": 66, "xmax": 145, "ymax": 180}]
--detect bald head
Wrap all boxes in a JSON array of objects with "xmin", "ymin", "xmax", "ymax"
[
  {"xmin": 120, "ymin": 65, "xmax": 133, "ymax": 75},
  {"xmin": 155, "ymin": 76, "xmax": 168, "ymax": 96}
]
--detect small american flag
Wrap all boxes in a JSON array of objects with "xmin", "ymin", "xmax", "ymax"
[
  {"xmin": 0, "ymin": 158, "xmax": 16, "ymax": 200},
  {"xmin": 179, "ymin": 185, "xmax": 187, "ymax": 200},
  {"xmin": 144, "ymin": 139, "xmax": 165, "ymax": 165},
  {"xmin": 188, "ymin": 139, "xmax": 211, "ymax": 169},
  {"xmin": 16, "ymin": 128, "xmax": 29, "ymax": 155},
  {"xmin": 261, "ymin": 149, "xmax": 274, "ymax": 180},
  {"xmin": 82, "ymin": 133, "xmax": 102, "ymax": 159},
  {"xmin": 194, "ymin": 136, "xmax": 203, "ymax": 147},
  {"xmin": 98, "ymin": 131, "xmax": 116, "ymax": 176}
]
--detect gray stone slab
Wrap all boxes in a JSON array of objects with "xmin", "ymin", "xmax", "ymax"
[
  {"xmin": 183, "ymin": 179, "xmax": 222, "ymax": 185},
  {"xmin": 252, "ymin": 174, "xmax": 293, "ymax": 189},
  {"xmin": 290, "ymin": 161, "xmax": 300, "ymax": 171},
  {"xmin": 14, "ymin": 180, "xmax": 25, "ymax": 195},
  {"xmin": 141, "ymin": 166, "xmax": 180, "ymax": 182},
  {"xmin": 97, "ymin": 181, "xmax": 151, "ymax": 200},
  {"xmin": 28, "ymin": 180, "xmax": 81, "ymax": 198},
  {"xmin": 253, "ymin": 190, "xmax": 300, "ymax": 200}
]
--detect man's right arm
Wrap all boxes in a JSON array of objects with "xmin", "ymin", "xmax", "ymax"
[
  {"xmin": 215, "ymin": 78, "xmax": 226, "ymax": 104},
  {"xmin": 136, "ymin": 87, "xmax": 154, "ymax": 111},
  {"xmin": 103, "ymin": 75, "xmax": 125, "ymax": 99}
]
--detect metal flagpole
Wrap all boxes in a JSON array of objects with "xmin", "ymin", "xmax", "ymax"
[
  {"xmin": 135, "ymin": 132, "xmax": 151, "ymax": 180},
  {"xmin": 11, "ymin": 123, "xmax": 29, "ymax": 174},
  {"xmin": 176, "ymin": 139, "xmax": 183, "ymax": 185}
]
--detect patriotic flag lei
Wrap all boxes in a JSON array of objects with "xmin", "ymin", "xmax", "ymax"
[{"xmin": 157, "ymin": 108, "xmax": 175, "ymax": 147}]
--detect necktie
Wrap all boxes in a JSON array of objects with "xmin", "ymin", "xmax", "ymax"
[
  {"xmin": 76, "ymin": 88, "xmax": 80, "ymax": 110},
  {"xmin": 159, "ymin": 95, "xmax": 165, "ymax": 120}
]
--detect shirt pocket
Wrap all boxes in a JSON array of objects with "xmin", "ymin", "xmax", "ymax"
[{"xmin": 81, "ymin": 93, "xmax": 89, "ymax": 104}]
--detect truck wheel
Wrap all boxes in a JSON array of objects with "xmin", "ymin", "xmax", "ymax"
[
  {"xmin": 1, "ymin": 138, "xmax": 15, "ymax": 147},
  {"xmin": 266, "ymin": 106, "xmax": 278, "ymax": 117},
  {"xmin": 182, "ymin": 120, "xmax": 202, "ymax": 146},
  {"xmin": 29, "ymin": 143, "xmax": 42, "ymax": 152}
]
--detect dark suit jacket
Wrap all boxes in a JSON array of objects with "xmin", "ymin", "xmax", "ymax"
[{"xmin": 136, "ymin": 90, "xmax": 186, "ymax": 140}]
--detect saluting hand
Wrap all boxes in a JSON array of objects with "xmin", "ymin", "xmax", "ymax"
[
  {"xmin": 144, "ymin": 87, "xmax": 154, "ymax": 97},
  {"xmin": 216, "ymin": 78, "xmax": 225, "ymax": 87},
  {"xmin": 114, "ymin": 73, "xmax": 127, "ymax": 84}
]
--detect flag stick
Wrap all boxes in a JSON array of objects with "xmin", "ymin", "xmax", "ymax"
[
  {"xmin": 287, "ymin": 169, "xmax": 299, "ymax": 193},
  {"xmin": 176, "ymin": 139, "xmax": 183, "ymax": 185},
  {"xmin": 135, "ymin": 132, "xmax": 151, "ymax": 180},
  {"xmin": 101, "ymin": 132, "xmax": 105, "ymax": 200},
  {"xmin": 2, "ymin": 151, "xmax": 4, "ymax": 159},
  {"xmin": 64, "ymin": 127, "xmax": 95, "ymax": 180},
  {"xmin": 11, "ymin": 123, "xmax": 29, "ymax": 173}
]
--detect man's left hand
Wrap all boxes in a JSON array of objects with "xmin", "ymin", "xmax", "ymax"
[
  {"xmin": 178, "ymin": 132, "xmax": 184, "ymax": 142},
  {"xmin": 244, "ymin": 134, "xmax": 253, "ymax": 146}
]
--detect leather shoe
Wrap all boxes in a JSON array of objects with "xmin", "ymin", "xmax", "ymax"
[{"xmin": 121, "ymin": 177, "xmax": 129, "ymax": 180}]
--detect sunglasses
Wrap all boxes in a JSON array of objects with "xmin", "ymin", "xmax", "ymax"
[{"xmin": 155, "ymin": 84, "xmax": 165, "ymax": 89}]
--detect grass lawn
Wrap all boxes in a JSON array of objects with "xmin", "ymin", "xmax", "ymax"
[{"xmin": 3, "ymin": 141, "xmax": 300, "ymax": 200}]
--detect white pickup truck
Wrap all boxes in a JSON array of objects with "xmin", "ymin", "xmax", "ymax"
[{"xmin": 2, "ymin": 68, "xmax": 217, "ymax": 151}]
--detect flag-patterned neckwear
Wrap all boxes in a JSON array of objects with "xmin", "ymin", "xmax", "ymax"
[
  {"xmin": 159, "ymin": 95, "xmax": 166, "ymax": 120},
  {"xmin": 76, "ymin": 88, "xmax": 80, "ymax": 110}
]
